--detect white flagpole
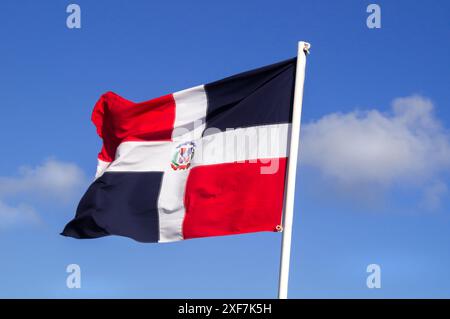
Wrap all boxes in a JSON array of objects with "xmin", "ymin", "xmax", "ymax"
[{"xmin": 278, "ymin": 41, "xmax": 310, "ymax": 299}]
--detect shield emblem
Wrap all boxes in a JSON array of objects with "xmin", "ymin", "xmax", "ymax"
[{"xmin": 171, "ymin": 142, "xmax": 196, "ymax": 170}]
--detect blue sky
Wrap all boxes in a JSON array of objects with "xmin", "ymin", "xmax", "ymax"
[{"xmin": 1, "ymin": 0, "xmax": 450, "ymax": 298}]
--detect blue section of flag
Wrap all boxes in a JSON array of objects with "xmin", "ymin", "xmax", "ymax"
[
  {"xmin": 204, "ymin": 58, "xmax": 296, "ymax": 132},
  {"xmin": 62, "ymin": 172, "xmax": 163, "ymax": 243}
]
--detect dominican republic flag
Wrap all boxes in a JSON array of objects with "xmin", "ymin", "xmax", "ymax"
[{"xmin": 62, "ymin": 58, "xmax": 296, "ymax": 243}]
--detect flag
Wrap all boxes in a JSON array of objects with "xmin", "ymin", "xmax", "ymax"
[{"xmin": 62, "ymin": 58, "xmax": 297, "ymax": 243}]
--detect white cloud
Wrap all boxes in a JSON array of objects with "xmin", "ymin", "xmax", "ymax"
[
  {"xmin": 301, "ymin": 95, "xmax": 450, "ymax": 208},
  {"xmin": 0, "ymin": 159, "xmax": 86, "ymax": 228},
  {"xmin": 0, "ymin": 200, "xmax": 40, "ymax": 229},
  {"xmin": 0, "ymin": 159, "xmax": 86, "ymax": 201}
]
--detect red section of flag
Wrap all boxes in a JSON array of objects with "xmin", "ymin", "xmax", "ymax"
[
  {"xmin": 183, "ymin": 158, "xmax": 287, "ymax": 239},
  {"xmin": 92, "ymin": 91, "xmax": 176, "ymax": 162}
]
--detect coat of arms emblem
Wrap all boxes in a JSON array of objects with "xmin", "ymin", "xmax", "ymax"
[{"xmin": 171, "ymin": 141, "xmax": 196, "ymax": 170}]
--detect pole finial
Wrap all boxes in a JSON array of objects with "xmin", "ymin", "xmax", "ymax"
[{"xmin": 299, "ymin": 41, "xmax": 311, "ymax": 55}]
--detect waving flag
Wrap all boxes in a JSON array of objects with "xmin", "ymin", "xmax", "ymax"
[{"xmin": 62, "ymin": 58, "xmax": 297, "ymax": 243}]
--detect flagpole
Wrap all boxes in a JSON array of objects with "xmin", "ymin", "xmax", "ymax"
[{"xmin": 278, "ymin": 41, "xmax": 310, "ymax": 299}]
